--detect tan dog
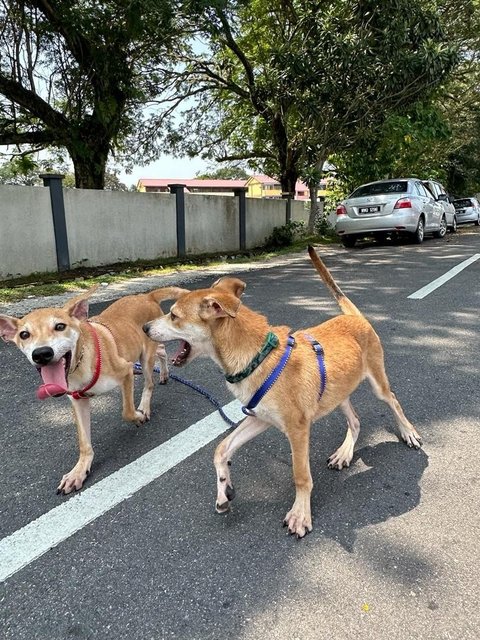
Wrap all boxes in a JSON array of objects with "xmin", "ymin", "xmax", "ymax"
[
  {"xmin": 0, "ymin": 286, "xmax": 187, "ymax": 494},
  {"xmin": 143, "ymin": 247, "xmax": 422, "ymax": 538}
]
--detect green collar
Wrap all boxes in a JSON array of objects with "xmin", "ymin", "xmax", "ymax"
[{"xmin": 225, "ymin": 331, "xmax": 279, "ymax": 383}]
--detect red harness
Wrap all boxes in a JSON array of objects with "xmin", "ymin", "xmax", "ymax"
[{"xmin": 68, "ymin": 321, "xmax": 102, "ymax": 399}]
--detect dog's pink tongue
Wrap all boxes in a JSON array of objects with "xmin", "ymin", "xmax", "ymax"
[{"xmin": 37, "ymin": 359, "xmax": 67, "ymax": 400}]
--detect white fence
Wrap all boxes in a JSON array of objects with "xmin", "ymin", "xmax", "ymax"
[{"xmin": 0, "ymin": 183, "xmax": 307, "ymax": 280}]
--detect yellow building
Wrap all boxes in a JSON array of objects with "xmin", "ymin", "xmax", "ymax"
[{"xmin": 245, "ymin": 175, "xmax": 328, "ymax": 200}]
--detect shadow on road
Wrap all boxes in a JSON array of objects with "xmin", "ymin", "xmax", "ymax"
[{"xmin": 315, "ymin": 442, "xmax": 429, "ymax": 554}]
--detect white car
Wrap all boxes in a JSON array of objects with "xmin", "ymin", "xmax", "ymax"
[
  {"xmin": 452, "ymin": 197, "xmax": 480, "ymax": 226},
  {"xmin": 422, "ymin": 179, "xmax": 457, "ymax": 232},
  {"xmin": 335, "ymin": 178, "xmax": 446, "ymax": 247}
]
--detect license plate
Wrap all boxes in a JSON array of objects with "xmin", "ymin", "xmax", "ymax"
[{"xmin": 359, "ymin": 206, "xmax": 380, "ymax": 214}]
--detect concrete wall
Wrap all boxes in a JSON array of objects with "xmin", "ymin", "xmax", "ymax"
[
  {"xmin": 184, "ymin": 194, "xmax": 239, "ymax": 254},
  {"xmin": 0, "ymin": 184, "xmax": 309, "ymax": 280},
  {"xmin": 0, "ymin": 185, "xmax": 57, "ymax": 279},
  {"xmin": 290, "ymin": 200, "xmax": 307, "ymax": 223},
  {"xmin": 246, "ymin": 198, "xmax": 287, "ymax": 248},
  {"xmin": 64, "ymin": 190, "xmax": 177, "ymax": 268}
]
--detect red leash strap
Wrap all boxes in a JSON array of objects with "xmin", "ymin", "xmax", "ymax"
[{"xmin": 68, "ymin": 322, "xmax": 102, "ymax": 400}]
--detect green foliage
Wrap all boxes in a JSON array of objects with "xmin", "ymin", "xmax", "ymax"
[
  {"xmin": 0, "ymin": 0, "xmax": 183, "ymax": 188},
  {"xmin": 265, "ymin": 221, "xmax": 305, "ymax": 249},
  {"xmin": 0, "ymin": 157, "xmax": 41, "ymax": 185},
  {"xmin": 162, "ymin": 0, "xmax": 459, "ymax": 200},
  {"xmin": 332, "ymin": 102, "xmax": 452, "ymax": 192},
  {"xmin": 0, "ymin": 156, "xmax": 127, "ymax": 190},
  {"xmin": 195, "ymin": 165, "xmax": 250, "ymax": 180}
]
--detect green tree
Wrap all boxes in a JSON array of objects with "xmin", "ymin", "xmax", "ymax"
[
  {"xmin": 331, "ymin": 102, "xmax": 452, "ymax": 192},
  {"xmin": 0, "ymin": 155, "xmax": 41, "ymax": 185},
  {"xmin": 331, "ymin": 0, "xmax": 480, "ymax": 196},
  {"xmin": 158, "ymin": 0, "xmax": 458, "ymax": 229},
  {"xmin": 0, "ymin": 157, "xmax": 128, "ymax": 189},
  {"xmin": 0, "ymin": 0, "xmax": 180, "ymax": 189},
  {"xmin": 195, "ymin": 164, "xmax": 250, "ymax": 180}
]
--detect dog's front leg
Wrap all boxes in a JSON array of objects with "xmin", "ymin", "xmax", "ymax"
[
  {"xmin": 214, "ymin": 416, "xmax": 270, "ymax": 513},
  {"xmin": 120, "ymin": 366, "xmax": 149, "ymax": 426},
  {"xmin": 57, "ymin": 397, "xmax": 93, "ymax": 495},
  {"xmin": 284, "ymin": 423, "xmax": 313, "ymax": 538}
]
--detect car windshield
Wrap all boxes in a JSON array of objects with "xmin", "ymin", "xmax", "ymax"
[
  {"xmin": 350, "ymin": 181, "xmax": 408, "ymax": 198},
  {"xmin": 453, "ymin": 198, "xmax": 473, "ymax": 208}
]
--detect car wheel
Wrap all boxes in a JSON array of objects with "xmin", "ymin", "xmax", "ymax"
[
  {"xmin": 450, "ymin": 216, "xmax": 457, "ymax": 233},
  {"xmin": 412, "ymin": 217, "xmax": 425, "ymax": 244},
  {"xmin": 434, "ymin": 215, "xmax": 447, "ymax": 238},
  {"xmin": 341, "ymin": 235, "xmax": 357, "ymax": 248},
  {"xmin": 475, "ymin": 215, "xmax": 480, "ymax": 227}
]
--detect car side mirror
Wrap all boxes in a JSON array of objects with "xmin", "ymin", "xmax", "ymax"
[{"xmin": 437, "ymin": 193, "xmax": 448, "ymax": 203}]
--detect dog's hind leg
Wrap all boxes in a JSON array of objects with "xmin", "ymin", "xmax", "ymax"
[
  {"xmin": 57, "ymin": 397, "xmax": 94, "ymax": 494},
  {"xmin": 327, "ymin": 398, "xmax": 360, "ymax": 470},
  {"xmin": 214, "ymin": 416, "xmax": 270, "ymax": 514},
  {"xmin": 284, "ymin": 421, "xmax": 314, "ymax": 538},
  {"xmin": 137, "ymin": 342, "xmax": 157, "ymax": 420},
  {"xmin": 366, "ymin": 344, "xmax": 422, "ymax": 449}
]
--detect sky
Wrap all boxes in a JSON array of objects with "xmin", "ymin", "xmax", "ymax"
[{"xmin": 117, "ymin": 154, "xmax": 212, "ymax": 189}]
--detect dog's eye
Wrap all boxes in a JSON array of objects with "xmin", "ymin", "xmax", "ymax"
[
  {"xmin": 19, "ymin": 330, "xmax": 30, "ymax": 340},
  {"xmin": 55, "ymin": 323, "xmax": 66, "ymax": 331},
  {"xmin": 170, "ymin": 312, "xmax": 176, "ymax": 321}
]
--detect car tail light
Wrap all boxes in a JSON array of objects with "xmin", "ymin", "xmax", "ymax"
[
  {"xmin": 336, "ymin": 204, "xmax": 347, "ymax": 215},
  {"xmin": 394, "ymin": 198, "xmax": 412, "ymax": 209}
]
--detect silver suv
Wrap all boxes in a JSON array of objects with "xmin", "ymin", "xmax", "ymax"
[
  {"xmin": 335, "ymin": 178, "xmax": 445, "ymax": 247},
  {"xmin": 422, "ymin": 179, "xmax": 457, "ymax": 233}
]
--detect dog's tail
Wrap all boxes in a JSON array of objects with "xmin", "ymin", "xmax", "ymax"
[
  {"xmin": 148, "ymin": 287, "xmax": 189, "ymax": 303},
  {"xmin": 307, "ymin": 246, "xmax": 362, "ymax": 316}
]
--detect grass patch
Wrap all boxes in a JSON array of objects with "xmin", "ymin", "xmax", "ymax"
[{"xmin": 0, "ymin": 234, "xmax": 337, "ymax": 304}]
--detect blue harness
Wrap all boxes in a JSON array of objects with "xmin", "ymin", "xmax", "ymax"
[{"xmin": 241, "ymin": 334, "xmax": 327, "ymax": 416}]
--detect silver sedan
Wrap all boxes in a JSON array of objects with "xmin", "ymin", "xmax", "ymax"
[
  {"xmin": 335, "ymin": 179, "xmax": 445, "ymax": 247},
  {"xmin": 453, "ymin": 197, "xmax": 480, "ymax": 226}
]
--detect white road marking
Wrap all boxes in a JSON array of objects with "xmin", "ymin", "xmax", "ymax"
[
  {"xmin": 0, "ymin": 400, "xmax": 244, "ymax": 583},
  {"xmin": 408, "ymin": 253, "xmax": 480, "ymax": 299}
]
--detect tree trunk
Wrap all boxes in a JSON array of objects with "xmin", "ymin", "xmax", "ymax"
[
  {"xmin": 69, "ymin": 142, "xmax": 109, "ymax": 189},
  {"xmin": 279, "ymin": 167, "xmax": 298, "ymax": 198},
  {"xmin": 307, "ymin": 184, "xmax": 319, "ymax": 233}
]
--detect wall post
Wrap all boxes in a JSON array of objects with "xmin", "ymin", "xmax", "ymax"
[
  {"xmin": 168, "ymin": 184, "xmax": 186, "ymax": 258},
  {"xmin": 234, "ymin": 187, "xmax": 248, "ymax": 251},
  {"xmin": 40, "ymin": 173, "xmax": 70, "ymax": 272}
]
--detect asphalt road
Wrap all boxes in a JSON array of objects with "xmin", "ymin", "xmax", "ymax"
[{"xmin": 1, "ymin": 230, "xmax": 479, "ymax": 640}]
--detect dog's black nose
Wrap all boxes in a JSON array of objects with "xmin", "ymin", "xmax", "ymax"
[
  {"xmin": 143, "ymin": 323, "xmax": 150, "ymax": 336},
  {"xmin": 32, "ymin": 346, "xmax": 55, "ymax": 365}
]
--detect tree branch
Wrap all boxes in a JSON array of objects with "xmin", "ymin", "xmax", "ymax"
[
  {"xmin": 0, "ymin": 126, "xmax": 56, "ymax": 146},
  {"xmin": 28, "ymin": 0, "xmax": 95, "ymax": 70},
  {"xmin": 0, "ymin": 74, "xmax": 69, "ymax": 132}
]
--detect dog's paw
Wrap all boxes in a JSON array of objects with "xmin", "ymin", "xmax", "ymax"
[
  {"xmin": 136, "ymin": 405, "xmax": 151, "ymax": 422},
  {"xmin": 133, "ymin": 409, "xmax": 149, "ymax": 426},
  {"xmin": 57, "ymin": 468, "xmax": 90, "ymax": 495},
  {"xmin": 215, "ymin": 483, "xmax": 235, "ymax": 514},
  {"xmin": 283, "ymin": 510, "xmax": 312, "ymax": 539},
  {"xmin": 327, "ymin": 450, "xmax": 352, "ymax": 470},
  {"xmin": 158, "ymin": 371, "xmax": 169, "ymax": 385},
  {"xmin": 403, "ymin": 431, "xmax": 423, "ymax": 449}
]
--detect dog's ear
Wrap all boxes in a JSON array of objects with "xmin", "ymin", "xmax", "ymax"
[
  {"xmin": 211, "ymin": 277, "xmax": 246, "ymax": 299},
  {"xmin": 63, "ymin": 285, "xmax": 100, "ymax": 320},
  {"xmin": 200, "ymin": 293, "xmax": 240, "ymax": 319},
  {"xmin": 0, "ymin": 314, "xmax": 19, "ymax": 342}
]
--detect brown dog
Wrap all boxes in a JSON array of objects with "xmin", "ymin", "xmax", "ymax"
[
  {"xmin": 143, "ymin": 247, "xmax": 422, "ymax": 538},
  {"xmin": 0, "ymin": 286, "xmax": 187, "ymax": 494}
]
